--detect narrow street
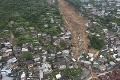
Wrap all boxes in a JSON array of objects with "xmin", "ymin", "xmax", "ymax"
[{"xmin": 58, "ymin": 0, "xmax": 96, "ymax": 58}]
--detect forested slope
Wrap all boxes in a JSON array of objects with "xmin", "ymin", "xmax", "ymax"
[{"xmin": 0, "ymin": 0, "xmax": 60, "ymax": 29}]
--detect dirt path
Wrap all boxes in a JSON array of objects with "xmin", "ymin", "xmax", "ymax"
[{"xmin": 58, "ymin": 0, "xmax": 96, "ymax": 58}]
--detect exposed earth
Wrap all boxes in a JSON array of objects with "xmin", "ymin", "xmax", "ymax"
[{"xmin": 58, "ymin": 0, "xmax": 97, "ymax": 58}]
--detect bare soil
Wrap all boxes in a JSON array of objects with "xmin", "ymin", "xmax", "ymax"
[{"xmin": 58, "ymin": 0, "xmax": 97, "ymax": 58}]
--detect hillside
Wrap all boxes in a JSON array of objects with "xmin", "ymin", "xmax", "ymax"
[{"xmin": 58, "ymin": 0, "xmax": 97, "ymax": 58}]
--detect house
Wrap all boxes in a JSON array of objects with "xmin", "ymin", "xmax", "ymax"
[
  {"xmin": 112, "ymin": 54, "xmax": 117, "ymax": 58},
  {"xmin": 50, "ymin": 18, "xmax": 54, "ymax": 23},
  {"xmin": 80, "ymin": 69, "xmax": 90, "ymax": 80},
  {"xmin": 41, "ymin": 74, "xmax": 51, "ymax": 80},
  {"xmin": 53, "ymin": 39, "xmax": 60, "ymax": 46},
  {"xmin": 1, "ymin": 65, "xmax": 12, "ymax": 77},
  {"xmin": 117, "ymin": 46, "xmax": 120, "ymax": 57},
  {"xmin": 72, "ymin": 58, "xmax": 76, "ymax": 62},
  {"xmin": 24, "ymin": 60, "xmax": 34, "ymax": 69},
  {"xmin": 98, "ymin": 57, "xmax": 107, "ymax": 63},
  {"xmin": 4, "ymin": 42, "xmax": 11, "ymax": 47},
  {"xmin": 21, "ymin": 72, "xmax": 26, "ymax": 80},
  {"xmin": 38, "ymin": 33, "xmax": 42, "ymax": 37},
  {"xmin": 59, "ymin": 65, "xmax": 66, "ymax": 70},
  {"xmin": 99, "ymin": 65, "xmax": 106, "ymax": 72},
  {"xmin": 22, "ymin": 48, "xmax": 28, "ymax": 52},
  {"xmin": 7, "ymin": 57, "xmax": 17, "ymax": 65},
  {"xmin": 16, "ymin": 26, "xmax": 25, "ymax": 32},
  {"xmin": 93, "ymin": 62, "xmax": 99, "ymax": 68},
  {"xmin": 0, "ymin": 73, "xmax": 2, "ymax": 79},
  {"xmin": 83, "ymin": 61, "xmax": 91, "ymax": 66},
  {"xmin": 41, "ymin": 33, "xmax": 47, "ymax": 37},
  {"xmin": 56, "ymin": 73, "xmax": 61, "ymax": 79},
  {"xmin": 41, "ymin": 62, "xmax": 52, "ymax": 74},
  {"xmin": 34, "ymin": 57, "xmax": 40, "ymax": 62},
  {"xmin": 0, "ymin": 56, "xmax": 2, "ymax": 60},
  {"xmin": 56, "ymin": 51, "xmax": 62, "ymax": 57},
  {"xmin": 60, "ymin": 36, "xmax": 70, "ymax": 40},
  {"xmin": 103, "ymin": 29, "xmax": 108, "ymax": 34},
  {"xmin": 0, "ymin": 63, "xmax": 2, "ymax": 68},
  {"xmin": 42, "ymin": 56, "xmax": 46, "ymax": 62},
  {"xmin": 50, "ymin": 54, "xmax": 55, "ymax": 59},
  {"xmin": 3, "ymin": 30, "xmax": 9, "ymax": 33},
  {"xmin": 30, "ymin": 30, "xmax": 38, "ymax": 38},
  {"xmin": 117, "ymin": 9, "xmax": 120, "ymax": 14},
  {"xmin": 52, "ymin": 62, "xmax": 59, "ymax": 69},
  {"xmin": 66, "ymin": 30, "xmax": 71, "ymax": 36},
  {"xmin": 109, "ymin": 61, "xmax": 116, "ymax": 66},
  {"xmin": 57, "ymin": 58, "xmax": 66, "ymax": 70},
  {"xmin": 3, "ymin": 48, "xmax": 12, "ymax": 57},
  {"xmin": 44, "ymin": 24, "xmax": 48, "ymax": 28},
  {"xmin": 88, "ymin": 53, "xmax": 94, "ymax": 58},
  {"xmin": 62, "ymin": 50, "xmax": 70, "ymax": 54},
  {"xmin": 89, "ymin": 58, "xmax": 94, "ymax": 62},
  {"xmin": 59, "ymin": 76, "xmax": 70, "ymax": 80},
  {"xmin": 29, "ymin": 27, "xmax": 35, "ymax": 30},
  {"xmin": 115, "ymin": 58, "xmax": 120, "ymax": 61}
]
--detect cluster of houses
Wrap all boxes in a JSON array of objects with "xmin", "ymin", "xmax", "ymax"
[
  {"xmin": 78, "ymin": 23, "xmax": 120, "ymax": 79},
  {"xmin": 82, "ymin": 0, "xmax": 120, "ymax": 17},
  {"xmin": 0, "ymin": 1, "xmax": 74, "ymax": 80},
  {"xmin": 0, "ymin": 3, "xmax": 90, "ymax": 79},
  {"xmin": 0, "ymin": 0, "xmax": 120, "ymax": 80},
  {"xmin": 91, "ymin": 69, "xmax": 120, "ymax": 80},
  {"xmin": 0, "ymin": 25, "xmax": 92, "ymax": 80},
  {"xmin": 78, "ymin": 0, "xmax": 120, "ymax": 79}
]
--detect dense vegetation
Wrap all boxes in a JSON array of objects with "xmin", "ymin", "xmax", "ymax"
[
  {"xmin": 65, "ymin": 67, "xmax": 82, "ymax": 79},
  {"xmin": 0, "ymin": 0, "xmax": 62, "ymax": 35},
  {"xmin": 88, "ymin": 35, "xmax": 105, "ymax": 50},
  {"xmin": 0, "ymin": 0, "xmax": 68, "ymax": 55},
  {"xmin": 0, "ymin": 0, "xmax": 44, "ymax": 29},
  {"xmin": 0, "ymin": 0, "xmax": 64, "ymax": 49},
  {"xmin": 20, "ymin": 51, "xmax": 32, "ymax": 60},
  {"xmin": 66, "ymin": 0, "xmax": 83, "ymax": 11}
]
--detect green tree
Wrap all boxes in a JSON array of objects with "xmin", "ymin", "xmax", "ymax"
[
  {"xmin": 88, "ymin": 35, "xmax": 105, "ymax": 50},
  {"xmin": 60, "ymin": 40, "xmax": 67, "ymax": 49},
  {"xmin": 15, "ymin": 36, "xmax": 25, "ymax": 46},
  {"xmin": 20, "ymin": 51, "xmax": 32, "ymax": 60},
  {"xmin": 65, "ymin": 67, "xmax": 82, "ymax": 79}
]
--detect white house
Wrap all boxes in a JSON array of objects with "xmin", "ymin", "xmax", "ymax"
[
  {"xmin": 1, "ymin": 66, "xmax": 12, "ymax": 77},
  {"xmin": 117, "ymin": 46, "xmax": 120, "ymax": 57},
  {"xmin": 22, "ymin": 48, "xmax": 28, "ymax": 52},
  {"xmin": 115, "ymin": 58, "xmax": 120, "ymax": 61},
  {"xmin": 0, "ymin": 56, "xmax": 2, "ymax": 60},
  {"xmin": 7, "ymin": 57, "xmax": 17, "ymax": 64},
  {"xmin": 5, "ymin": 49, "xmax": 12, "ymax": 53},
  {"xmin": 117, "ymin": 9, "xmax": 120, "ymax": 14},
  {"xmin": 4, "ymin": 42, "xmax": 11, "ymax": 47},
  {"xmin": 62, "ymin": 50, "xmax": 70, "ymax": 54},
  {"xmin": 21, "ymin": 72, "xmax": 26, "ymax": 80},
  {"xmin": 42, "ymin": 62, "xmax": 52, "ymax": 74},
  {"xmin": 56, "ymin": 74, "xmax": 61, "ymax": 79}
]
